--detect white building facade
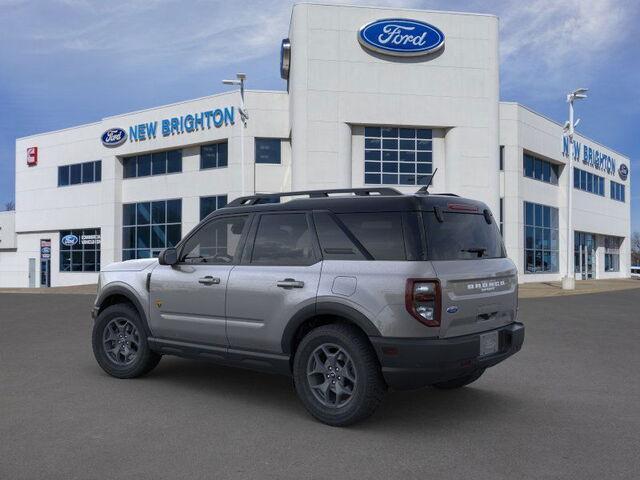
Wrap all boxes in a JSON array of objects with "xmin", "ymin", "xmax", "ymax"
[{"xmin": 0, "ymin": 3, "xmax": 631, "ymax": 287}]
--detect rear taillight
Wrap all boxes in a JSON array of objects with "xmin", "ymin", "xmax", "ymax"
[{"xmin": 405, "ymin": 279, "xmax": 441, "ymax": 327}]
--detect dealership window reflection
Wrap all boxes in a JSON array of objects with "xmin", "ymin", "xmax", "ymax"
[
  {"xmin": 59, "ymin": 228, "xmax": 101, "ymax": 272},
  {"xmin": 524, "ymin": 202, "xmax": 559, "ymax": 274},
  {"xmin": 122, "ymin": 199, "xmax": 181, "ymax": 260},
  {"xmin": 364, "ymin": 127, "xmax": 433, "ymax": 186}
]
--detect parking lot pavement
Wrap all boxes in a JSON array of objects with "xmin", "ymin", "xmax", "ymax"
[{"xmin": 1, "ymin": 290, "xmax": 639, "ymax": 480}]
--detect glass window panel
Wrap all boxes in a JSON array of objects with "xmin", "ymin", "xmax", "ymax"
[
  {"xmin": 525, "ymin": 250, "xmax": 534, "ymax": 273},
  {"xmin": 416, "ymin": 151, "xmax": 432, "ymax": 162},
  {"xmin": 137, "ymin": 249, "xmax": 151, "ymax": 259},
  {"xmin": 399, "ymin": 162, "xmax": 415, "ymax": 173},
  {"xmin": 399, "ymin": 128, "xmax": 415, "ymax": 138},
  {"xmin": 535, "ymin": 228, "xmax": 544, "ymax": 249},
  {"xmin": 364, "ymin": 173, "xmax": 380, "ymax": 184},
  {"xmin": 166, "ymin": 224, "xmax": 181, "ymax": 247},
  {"xmin": 525, "ymin": 227, "xmax": 534, "ymax": 249},
  {"xmin": 339, "ymin": 212, "xmax": 405, "ymax": 260},
  {"xmin": 251, "ymin": 214, "xmax": 313, "ymax": 266},
  {"xmin": 136, "ymin": 202, "xmax": 151, "ymax": 225},
  {"xmin": 364, "ymin": 127, "xmax": 381, "ymax": 137},
  {"xmin": 381, "ymin": 127, "xmax": 398, "ymax": 137},
  {"xmin": 201, "ymin": 144, "xmax": 217, "ymax": 169},
  {"xmin": 399, "ymin": 151, "xmax": 415, "ymax": 162},
  {"xmin": 122, "ymin": 227, "xmax": 136, "ymax": 249},
  {"xmin": 416, "ymin": 140, "xmax": 431, "ymax": 151},
  {"xmin": 417, "ymin": 163, "xmax": 432, "ymax": 174},
  {"xmin": 543, "ymin": 207, "xmax": 550, "ymax": 227},
  {"xmin": 122, "ymin": 250, "xmax": 136, "ymax": 261},
  {"xmin": 542, "ymin": 161, "xmax": 551, "ymax": 182},
  {"xmin": 217, "ymin": 142, "xmax": 228, "ymax": 167},
  {"xmin": 82, "ymin": 162, "xmax": 94, "ymax": 183},
  {"xmin": 400, "ymin": 140, "xmax": 415, "ymax": 150},
  {"xmin": 365, "ymin": 138, "xmax": 381, "ymax": 149},
  {"xmin": 382, "ymin": 139, "xmax": 398, "ymax": 149},
  {"xmin": 123, "ymin": 157, "xmax": 137, "ymax": 178},
  {"xmin": 58, "ymin": 166, "xmax": 70, "ymax": 187},
  {"xmin": 123, "ymin": 204, "xmax": 136, "ymax": 226},
  {"xmin": 95, "ymin": 161, "xmax": 102, "ymax": 182},
  {"xmin": 365, "ymin": 161, "xmax": 380, "ymax": 173},
  {"xmin": 217, "ymin": 195, "xmax": 227, "ymax": 209},
  {"xmin": 70, "ymin": 163, "xmax": 82, "ymax": 184},
  {"xmin": 152, "ymin": 201, "xmax": 165, "ymax": 224},
  {"xmin": 365, "ymin": 150, "xmax": 381, "ymax": 161},
  {"xmin": 382, "ymin": 151, "xmax": 398, "ymax": 161},
  {"xmin": 382, "ymin": 174, "xmax": 397, "ymax": 184},
  {"xmin": 416, "ymin": 175, "xmax": 431, "ymax": 185},
  {"xmin": 137, "ymin": 155, "xmax": 151, "ymax": 176},
  {"xmin": 166, "ymin": 199, "xmax": 181, "ymax": 223},
  {"xmin": 136, "ymin": 226, "xmax": 150, "ymax": 249},
  {"xmin": 535, "ymin": 204, "xmax": 543, "ymax": 226},
  {"xmin": 255, "ymin": 138, "xmax": 281, "ymax": 164},
  {"xmin": 534, "ymin": 159, "xmax": 543, "ymax": 180},
  {"xmin": 416, "ymin": 129, "xmax": 432, "ymax": 139},
  {"xmin": 152, "ymin": 152, "xmax": 167, "ymax": 175},
  {"xmin": 151, "ymin": 225, "xmax": 166, "ymax": 249},
  {"xmin": 382, "ymin": 162, "xmax": 398, "ymax": 173},
  {"xmin": 167, "ymin": 149, "xmax": 182, "ymax": 173},
  {"xmin": 399, "ymin": 174, "xmax": 416, "ymax": 185}
]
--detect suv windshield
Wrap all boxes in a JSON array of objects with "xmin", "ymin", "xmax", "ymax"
[{"xmin": 423, "ymin": 211, "xmax": 505, "ymax": 261}]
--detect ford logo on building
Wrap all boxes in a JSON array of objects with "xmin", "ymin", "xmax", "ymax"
[
  {"xmin": 61, "ymin": 234, "xmax": 79, "ymax": 247},
  {"xmin": 101, "ymin": 128, "xmax": 127, "ymax": 147},
  {"xmin": 619, "ymin": 163, "xmax": 629, "ymax": 181},
  {"xmin": 358, "ymin": 18, "xmax": 445, "ymax": 57}
]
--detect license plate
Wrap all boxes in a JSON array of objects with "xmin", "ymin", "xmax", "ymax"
[{"xmin": 479, "ymin": 331, "xmax": 499, "ymax": 357}]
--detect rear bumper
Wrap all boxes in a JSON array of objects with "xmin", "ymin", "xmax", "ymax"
[{"xmin": 370, "ymin": 322, "xmax": 524, "ymax": 390}]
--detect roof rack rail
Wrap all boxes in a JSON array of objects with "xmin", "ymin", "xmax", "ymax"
[{"xmin": 226, "ymin": 187, "xmax": 402, "ymax": 207}]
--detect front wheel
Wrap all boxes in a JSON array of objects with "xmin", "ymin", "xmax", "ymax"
[
  {"xmin": 92, "ymin": 303, "xmax": 161, "ymax": 379},
  {"xmin": 432, "ymin": 369, "xmax": 485, "ymax": 389},
  {"xmin": 293, "ymin": 324, "xmax": 386, "ymax": 427}
]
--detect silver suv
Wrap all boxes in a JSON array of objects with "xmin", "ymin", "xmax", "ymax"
[{"xmin": 91, "ymin": 188, "xmax": 524, "ymax": 426}]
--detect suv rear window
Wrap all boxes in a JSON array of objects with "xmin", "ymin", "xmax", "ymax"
[{"xmin": 423, "ymin": 211, "xmax": 505, "ymax": 260}]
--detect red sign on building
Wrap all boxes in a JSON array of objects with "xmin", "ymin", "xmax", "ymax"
[{"xmin": 27, "ymin": 147, "xmax": 38, "ymax": 166}]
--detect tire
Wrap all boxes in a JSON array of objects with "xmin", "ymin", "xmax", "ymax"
[
  {"xmin": 92, "ymin": 303, "xmax": 161, "ymax": 379},
  {"xmin": 293, "ymin": 324, "xmax": 386, "ymax": 427},
  {"xmin": 432, "ymin": 369, "xmax": 485, "ymax": 390}
]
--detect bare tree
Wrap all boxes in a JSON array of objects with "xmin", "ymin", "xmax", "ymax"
[
  {"xmin": 632, "ymin": 231, "xmax": 640, "ymax": 266},
  {"xmin": 4, "ymin": 200, "xmax": 14, "ymax": 211}
]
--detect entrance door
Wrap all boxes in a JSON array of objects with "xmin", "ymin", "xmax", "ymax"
[
  {"xmin": 40, "ymin": 260, "xmax": 51, "ymax": 287},
  {"xmin": 575, "ymin": 232, "xmax": 595, "ymax": 280},
  {"xmin": 28, "ymin": 258, "xmax": 36, "ymax": 288}
]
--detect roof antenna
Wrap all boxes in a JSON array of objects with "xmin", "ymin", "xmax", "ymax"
[{"xmin": 416, "ymin": 168, "xmax": 438, "ymax": 195}]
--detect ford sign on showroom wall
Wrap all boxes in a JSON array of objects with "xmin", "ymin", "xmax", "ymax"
[{"xmin": 358, "ymin": 18, "xmax": 445, "ymax": 56}]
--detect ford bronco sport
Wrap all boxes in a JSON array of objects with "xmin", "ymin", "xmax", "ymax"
[{"xmin": 91, "ymin": 188, "xmax": 524, "ymax": 426}]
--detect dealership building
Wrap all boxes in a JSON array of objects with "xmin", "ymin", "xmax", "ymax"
[{"xmin": 0, "ymin": 3, "xmax": 631, "ymax": 288}]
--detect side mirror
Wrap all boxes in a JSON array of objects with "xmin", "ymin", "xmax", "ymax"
[{"xmin": 158, "ymin": 247, "xmax": 178, "ymax": 266}]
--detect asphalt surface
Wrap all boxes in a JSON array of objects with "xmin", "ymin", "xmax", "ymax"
[{"xmin": 1, "ymin": 289, "xmax": 639, "ymax": 479}]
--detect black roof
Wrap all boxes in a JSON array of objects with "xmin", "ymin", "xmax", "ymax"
[{"xmin": 210, "ymin": 188, "xmax": 490, "ymax": 217}]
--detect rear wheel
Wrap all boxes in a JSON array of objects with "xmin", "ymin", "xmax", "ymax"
[
  {"xmin": 432, "ymin": 369, "xmax": 485, "ymax": 389},
  {"xmin": 293, "ymin": 324, "xmax": 386, "ymax": 427},
  {"xmin": 92, "ymin": 304, "xmax": 161, "ymax": 379}
]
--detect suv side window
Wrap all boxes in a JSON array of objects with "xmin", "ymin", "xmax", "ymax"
[
  {"xmin": 336, "ymin": 212, "xmax": 406, "ymax": 260},
  {"xmin": 250, "ymin": 213, "xmax": 316, "ymax": 266},
  {"xmin": 313, "ymin": 212, "xmax": 366, "ymax": 260},
  {"xmin": 180, "ymin": 215, "xmax": 248, "ymax": 264}
]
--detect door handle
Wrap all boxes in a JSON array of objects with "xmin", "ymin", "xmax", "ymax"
[
  {"xmin": 198, "ymin": 276, "xmax": 221, "ymax": 286},
  {"xmin": 277, "ymin": 278, "xmax": 305, "ymax": 289}
]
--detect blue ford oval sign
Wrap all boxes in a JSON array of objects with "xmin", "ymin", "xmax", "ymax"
[
  {"xmin": 619, "ymin": 163, "xmax": 628, "ymax": 181},
  {"xmin": 358, "ymin": 18, "xmax": 445, "ymax": 57},
  {"xmin": 61, "ymin": 234, "xmax": 79, "ymax": 247},
  {"xmin": 101, "ymin": 128, "xmax": 127, "ymax": 147}
]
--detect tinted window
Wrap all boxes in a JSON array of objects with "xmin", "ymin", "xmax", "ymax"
[
  {"xmin": 70, "ymin": 164, "xmax": 82, "ymax": 184},
  {"xmin": 201, "ymin": 142, "xmax": 228, "ymax": 169},
  {"xmin": 337, "ymin": 213, "xmax": 406, "ymax": 260},
  {"xmin": 200, "ymin": 195, "xmax": 228, "ymax": 221},
  {"xmin": 255, "ymin": 138, "xmax": 281, "ymax": 164},
  {"xmin": 251, "ymin": 214, "xmax": 315, "ymax": 265},
  {"xmin": 423, "ymin": 212, "xmax": 505, "ymax": 261},
  {"xmin": 82, "ymin": 162, "xmax": 94, "ymax": 183},
  {"xmin": 123, "ymin": 199, "xmax": 181, "ymax": 260},
  {"xmin": 313, "ymin": 212, "xmax": 366, "ymax": 260},
  {"xmin": 181, "ymin": 215, "xmax": 248, "ymax": 264},
  {"xmin": 58, "ymin": 165, "xmax": 70, "ymax": 186}
]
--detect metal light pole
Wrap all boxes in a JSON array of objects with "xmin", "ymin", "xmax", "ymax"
[
  {"xmin": 562, "ymin": 87, "xmax": 588, "ymax": 290},
  {"xmin": 222, "ymin": 73, "xmax": 249, "ymax": 196}
]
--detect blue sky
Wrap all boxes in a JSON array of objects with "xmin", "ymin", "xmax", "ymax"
[{"xmin": 0, "ymin": 0, "xmax": 638, "ymax": 230}]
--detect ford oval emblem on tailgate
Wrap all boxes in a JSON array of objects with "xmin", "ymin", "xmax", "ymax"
[{"xmin": 446, "ymin": 306, "xmax": 459, "ymax": 314}]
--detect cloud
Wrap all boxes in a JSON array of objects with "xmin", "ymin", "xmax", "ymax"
[{"xmin": 495, "ymin": 0, "xmax": 637, "ymax": 98}]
